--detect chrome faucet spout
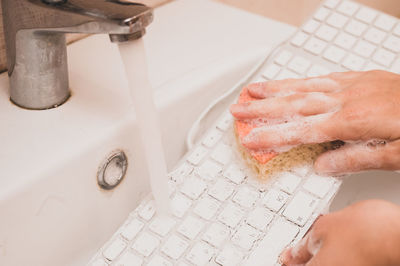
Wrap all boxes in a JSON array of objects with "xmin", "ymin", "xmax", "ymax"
[{"xmin": 1, "ymin": 0, "xmax": 153, "ymax": 109}]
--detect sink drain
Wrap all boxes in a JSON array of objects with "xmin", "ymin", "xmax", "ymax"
[{"xmin": 97, "ymin": 150, "xmax": 128, "ymax": 190}]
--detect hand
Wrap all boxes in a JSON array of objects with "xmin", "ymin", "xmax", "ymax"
[
  {"xmin": 280, "ymin": 200, "xmax": 400, "ymax": 266},
  {"xmin": 230, "ymin": 71, "xmax": 400, "ymax": 175}
]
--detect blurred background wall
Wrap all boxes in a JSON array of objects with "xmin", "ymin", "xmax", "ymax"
[{"xmin": 0, "ymin": 0, "xmax": 398, "ymax": 73}]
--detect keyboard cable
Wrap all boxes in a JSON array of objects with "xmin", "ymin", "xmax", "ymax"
[{"xmin": 185, "ymin": 38, "xmax": 290, "ymax": 150}]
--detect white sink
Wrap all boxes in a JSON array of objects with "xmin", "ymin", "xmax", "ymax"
[
  {"xmin": 1, "ymin": 1, "xmax": 399, "ymax": 265},
  {"xmin": 0, "ymin": 1, "xmax": 293, "ymax": 265}
]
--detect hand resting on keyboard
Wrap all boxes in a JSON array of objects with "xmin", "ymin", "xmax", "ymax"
[
  {"xmin": 280, "ymin": 199, "xmax": 400, "ymax": 266},
  {"xmin": 231, "ymin": 70, "xmax": 400, "ymax": 175}
]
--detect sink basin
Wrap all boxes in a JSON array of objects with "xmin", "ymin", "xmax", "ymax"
[
  {"xmin": 1, "ymin": 1, "xmax": 399, "ymax": 265},
  {"xmin": 0, "ymin": 0, "xmax": 293, "ymax": 265}
]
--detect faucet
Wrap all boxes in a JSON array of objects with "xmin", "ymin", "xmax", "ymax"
[{"xmin": 1, "ymin": 0, "xmax": 153, "ymax": 110}]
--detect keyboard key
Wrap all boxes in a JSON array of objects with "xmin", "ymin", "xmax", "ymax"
[
  {"xmin": 337, "ymin": 1, "xmax": 359, "ymax": 16},
  {"xmin": 187, "ymin": 146, "xmax": 208, "ymax": 165},
  {"xmin": 223, "ymin": 164, "xmax": 246, "ymax": 184},
  {"xmin": 274, "ymin": 50, "xmax": 293, "ymax": 66},
  {"xmin": 103, "ymin": 238, "xmax": 127, "ymax": 262},
  {"xmin": 246, "ymin": 207, "xmax": 274, "ymax": 231},
  {"xmin": 138, "ymin": 200, "xmax": 156, "ymax": 221},
  {"xmin": 244, "ymin": 219, "xmax": 299, "ymax": 266},
  {"xmin": 291, "ymin": 164, "xmax": 311, "ymax": 177},
  {"xmin": 356, "ymin": 6, "xmax": 377, "ymax": 24},
  {"xmin": 374, "ymin": 14, "xmax": 396, "ymax": 31},
  {"xmin": 92, "ymin": 258, "xmax": 110, "ymax": 266},
  {"xmin": 215, "ymin": 244, "xmax": 244, "ymax": 266},
  {"xmin": 307, "ymin": 65, "xmax": 330, "ymax": 77},
  {"xmin": 262, "ymin": 64, "xmax": 281, "ymax": 79},
  {"xmin": 283, "ymin": 191, "xmax": 319, "ymax": 226},
  {"xmin": 324, "ymin": 0, "xmax": 339, "ymax": 9},
  {"xmin": 170, "ymin": 163, "xmax": 193, "ymax": 183},
  {"xmin": 342, "ymin": 53, "xmax": 366, "ymax": 71},
  {"xmin": 208, "ymin": 179, "xmax": 235, "ymax": 201},
  {"xmin": 314, "ymin": 7, "xmax": 330, "ymax": 21},
  {"xmin": 196, "ymin": 160, "xmax": 222, "ymax": 181},
  {"xmin": 393, "ymin": 23, "xmax": 400, "ymax": 36},
  {"xmin": 334, "ymin": 32, "xmax": 357, "ymax": 50},
  {"xmin": 114, "ymin": 251, "xmax": 143, "ymax": 266},
  {"xmin": 149, "ymin": 215, "xmax": 176, "ymax": 237},
  {"xmin": 276, "ymin": 69, "xmax": 300, "ymax": 80},
  {"xmin": 262, "ymin": 188, "xmax": 289, "ymax": 212},
  {"xmin": 364, "ymin": 27, "xmax": 386, "ymax": 45},
  {"xmin": 391, "ymin": 58, "xmax": 400, "ymax": 74},
  {"xmin": 90, "ymin": 258, "xmax": 108, "ymax": 266},
  {"xmin": 218, "ymin": 203, "xmax": 245, "ymax": 228},
  {"xmin": 304, "ymin": 37, "xmax": 327, "ymax": 55},
  {"xmin": 323, "ymin": 45, "xmax": 346, "ymax": 63},
  {"xmin": 373, "ymin": 48, "xmax": 395, "ymax": 67},
  {"xmin": 178, "ymin": 215, "xmax": 205, "ymax": 240},
  {"xmin": 345, "ymin": 20, "xmax": 367, "ymax": 37},
  {"xmin": 364, "ymin": 62, "xmax": 387, "ymax": 71},
  {"xmin": 354, "ymin": 40, "xmax": 375, "ymax": 58},
  {"xmin": 316, "ymin": 24, "xmax": 338, "ymax": 42},
  {"xmin": 202, "ymin": 222, "xmax": 230, "ymax": 248},
  {"xmin": 302, "ymin": 19, "xmax": 320, "ymax": 34},
  {"xmin": 171, "ymin": 193, "xmax": 192, "ymax": 218},
  {"xmin": 290, "ymin": 31, "xmax": 309, "ymax": 47},
  {"xmin": 287, "ymin": 56, "xmax": 311, "ymax": 74},
  {"xmin": 275, "ymin": 172, "xmax": 302, "ymax": 194},
  {"xmin": 211, "ymin": 143, "xmax": 232, "ymax": 165},
  {"xmin": 120, "ymin": 218, "xmax": 144, "ymax": 241},
  {"xmin": 216, "ymin": 112, "xmax": 233, "ymax": 131},
  {"xmin": 147, "ymin": 255, "xmax": 172, "ymax": 266},
  {"xmin": 202, "ymin": 128, "xmax": 223, "ymax": 148},
  {"xmin": 232, "ymin": 186, "xmax": 259, "ymax": 208},
  {"xmin": 161, "ymin": 235, "xmax": 189, "ymax": 259},
  {"xmin": 181, "ymin": 175, "xmax": 207, "ymax": 199},
  {"xmin": 303, "ymin": 174, "xmax": 335, "ymax": 198},
  {"xmin": 232, "ymin": 224, "xmax": 261, "ymax": 250},
  {"xmin": 327, "ymin": 13, "xmax": 348, "ymax": 28},
  {"xmin": 132, "ymin": 232, "xmax": 160, "ymax": 257},
  {"xmin": 383, "ymin": 36, "xmax": 400, "ymax": 53},
  {"xmin": 186, "ymin": 242, "xmax": 216, "ymax": 266},
  {"xmin": 194, "ymin": 196, "xmax": 221, "ymax": 220}
]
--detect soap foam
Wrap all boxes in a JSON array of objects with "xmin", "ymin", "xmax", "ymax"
[{"xmin": 244, "ymin": 112, "xmax": 334, "ymax": 152}]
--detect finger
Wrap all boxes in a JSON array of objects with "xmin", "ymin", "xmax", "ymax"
[
  {"xmin": 281, "ymin": 228, "xmax": 324, "ymax": 265},
  {"xmin": 314, "ymin": 139, "xmax": 400, "ymax": 175},
  {"xmin": 280, "ymin": 235, "xmax": 313, "ymax": 265},
  {"xmin": 242, "ymin": 113, "xmax": 334, "ymax": 150},
  {"xmin": 230, "ymin": 92, "xmax": 340, "ymax": 120},
  {"xmin": 247, "ymin": 77, "xmax": 340, "ymax": 99}
]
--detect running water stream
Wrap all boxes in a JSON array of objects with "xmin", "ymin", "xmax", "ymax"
[{"xmin": 118, "ymin": 39, "xmax": 170, "ymax": 214}]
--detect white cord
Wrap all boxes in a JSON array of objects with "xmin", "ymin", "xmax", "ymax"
[{"xmin": 186, "ymin": 40, "xmax": 288, "ymax": 149}]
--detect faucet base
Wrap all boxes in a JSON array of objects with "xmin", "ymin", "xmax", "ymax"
[{"xmin": 9, "ymin": 31, "xmax": 70, "ymax": 110}]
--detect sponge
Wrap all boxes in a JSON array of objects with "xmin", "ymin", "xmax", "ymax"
[{"xmin": 234, "ymin": 87, "xmax": 332, "ymax": 180}]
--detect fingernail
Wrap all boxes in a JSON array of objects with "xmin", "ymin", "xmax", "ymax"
[
  {"xmin": 279, "ymin": 247, "xmax": 293, "ymax": 265},
  {"xmin": 229, "ymin": 104, "xmax": 242, "ymax": 115},
  {"xmin": 314, "ymin": 155, "xmax": 337, "ymax": 175},
  {"xmin": 314, "ymin": 156, "xmax": 333, "ymax": 175},
  {"xmin": 248, "ymin": 83, "xmax": 267, "ymax": 97}
]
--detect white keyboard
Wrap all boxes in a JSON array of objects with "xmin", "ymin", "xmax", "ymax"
[{"xmin": 88, "ymin": 0, "xmax": 400, "ymax": 265}]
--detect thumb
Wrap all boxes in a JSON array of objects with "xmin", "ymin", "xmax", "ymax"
[
  {"xmin": 314, "ymin": 140, "xmax": 400, "ymax": 175},
  {"xmin": 280, "ymin": 228, "xmax": 323, "ymax": 265}
]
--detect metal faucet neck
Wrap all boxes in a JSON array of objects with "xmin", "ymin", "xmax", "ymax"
[{"xmin": 2, "ymin": 0, "xmax": 153, "ymax": 110}]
